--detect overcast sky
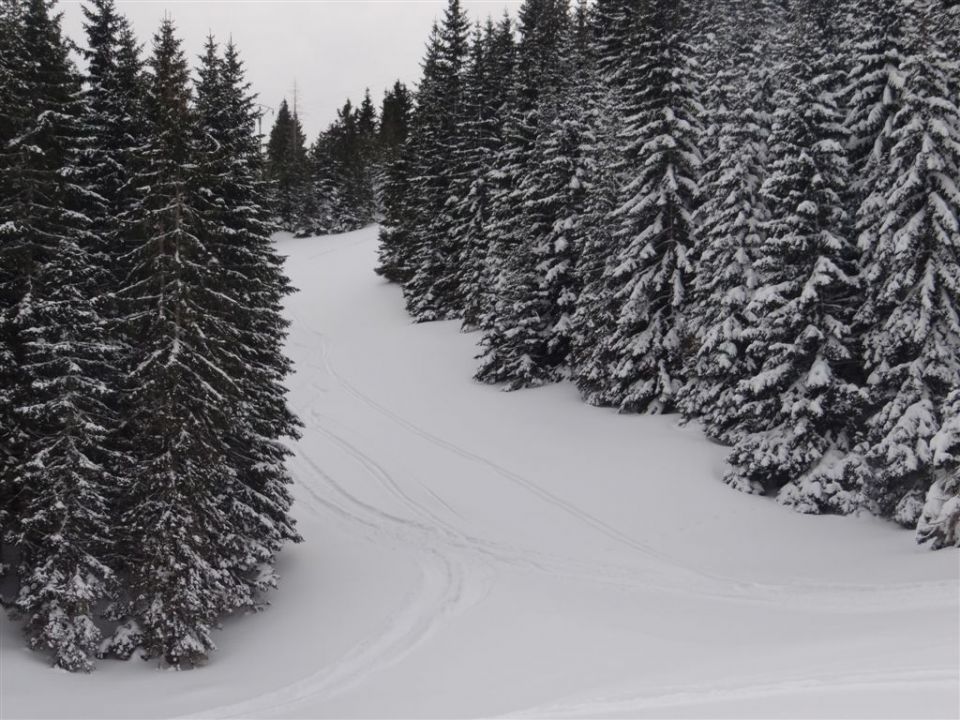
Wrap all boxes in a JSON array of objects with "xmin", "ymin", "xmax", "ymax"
[{"xmin": 60, "ymin": 0, "xmax": 521, "ymax": 139}]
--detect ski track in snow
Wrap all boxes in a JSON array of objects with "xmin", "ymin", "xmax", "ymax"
[
  {"xmin": 190, "ymin": 230, "xmax": 952, "ymax": 719},
  {"xmin": 314, "ymin": 327, "xmax": 957, "ymax": 613},
  {"xmin": 502, "ymin": 667, "xmax": 960, "ymax": 718},
  {"xmin": 182, "ymin": 445, "xmax": 490, "ymax": 719}
]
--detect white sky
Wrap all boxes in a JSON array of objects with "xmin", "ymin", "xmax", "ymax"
[{"xmin": 60, "ymin": 0, "xmax": 521, "ymax": 139}]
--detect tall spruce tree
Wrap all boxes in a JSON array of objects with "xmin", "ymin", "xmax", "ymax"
[
  {"xmin": 193, "ymin": 35, "xmax": 301, "ymax": 607},
  {"xmin": 402, "ymin": 1, "xmax": 471, "ymax": 322},
  {"xmin": 266, "ymin": 98, "xmax": 309, "ymax": 230},
  {"xmin": 475, "ymin": 2, "xmax": 601, "ymax": 389},
  {"xmin": 114, "ymin": 18, "xmax": 236, "ymax": 667},
  {"xmin": 0, "ymin": 0, "xmax": 26, "ymax": 579},
  {"xmin": 573, "ymin": 0, "xmax": 703, "ymax": 413},
  {"xmin": 376, "ymin": 82, "xmax": 416, "ymax": 283},
  {"xmin": 379, "ymin": 81, "xmax": 412, "ymax": 158},
  {"xmin": 856, "ymin": 0, "xmax": 960, "ymax": 527},
  {"xmin": 678, "ymin": 0, "xmax": 778, "ymax": 442},
  {"xmin": 0, "ymin": 0, "xmax": 120, "ymax": 672},
  {"xmin": 570, "ymin": 0, "xmax": 633, "ymax": 405},
  {"xmin": 474, "ymin": 0, "xmax": 573, "ymax": 385},
  {"xmin": 454, "ymin": 17, "xmax": 515, "ymax": 330},
  {"xmin": 722, "ymin": 0, "xmax": 865, "ymax": 513}
]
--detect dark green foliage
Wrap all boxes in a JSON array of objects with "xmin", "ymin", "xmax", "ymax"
[
  {"xmin": 574, "ymin": 0, "xmax": 704, "ymax": 413},
  {"xmin": 266, "ymin": 98, "xmax": 310, "ymax": 229},
  {"xmin": 192, "ymin": 36, "xmax": 302, "ymax": 606},
  {"xmin": 855, "ymin": 0, "xmax": 960, "ymax": 527},
  {"xmin": 678, "ymin": 0, "xmax": 779, "ymax": 442},
  {"xmin": 402, "ymin": 1, "xmax": 472, "ymax": 322},
  {"xmin": 0, "ymin": 0, "xmax": 117, "ymax": 672},
  {"xmin": 722, "ymin": 0, "xmax": 865, "ymax": 512}
]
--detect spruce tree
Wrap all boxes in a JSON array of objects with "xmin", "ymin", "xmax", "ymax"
[
  {"xmin": 856, "ymin": 0, "xmax": 960, "ymax": 526},
  {"xmin": 474, "ymin": 0, "xmax": 572, "ymax": 385},
  {"xmin": 475, "ymin": 3, "xmax": 602, "ymax": 389},
  {"xmin": 193, "ymin": 35, "xmax": 301, "ymax": 606},
  {"xmin": 266, "ymin": 98, "xmax": 309, "ymax": 230},
  {"xmin": 378, "ymin": 81, "xmax": 412, "ymax": 159},
  {"xmin": 402, "ymin": 0, "xmax": 471, "ymax": 321},
  {"xmin": 114, "ymin": 18, "xmax": 235, "ymax": 668},
  {"xmin": 916, "ymin": 391, "xmax": 960, "ymax": 548},
  {"xmin": 376, "ymin": 82, "xmax": 416, "ymax": 284},
  {"xmin": 0, "ymin": 0, "xmax": 120, "ymax": 672},
  {"xmin": 678, "ymin": 0, "xmax": 778, "ymax": 441},
  {"xmin": 452, "ymin": 18, "xmax": 514, "ymax": 330},
  {"xmin": 0, "ymin": 0, "xmax": 26, "ymax": 577},
  {"xmin": 573, "ymin": 0, "xmax": 703, "ymax": 413},
  {"xmin": 722, "ymin": 0, "xmax": 865, "ymax": 513}
]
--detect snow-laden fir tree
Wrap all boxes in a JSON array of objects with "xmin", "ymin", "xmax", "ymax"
[
  {"xmin": 856, "ymin": 0, "xmax": 960, "ymax": 528},
  {"xmin": 916, "ymin": 390, "xmax": 960, "ymax": 548},
  {"xmin": 475, "ymin": 1, "xmax": 602, "ymax": 389},
  {"xmin": 569, "ymin": 88, "xmax": 624, "ymax": 406},
  {"xmin": 569, "ymin": 0, "xmax": 634, "ymax": 405},
  {"xmin": 402, "ymin": 0, "xmax": 471, "ymax": 321},
  {"xmin": 843, "ymin": 0, "xmax": 910, "ymax": 199},
  {"xmin": 454, "ymin": 17, "xmax": 515, "ymax": 330},
  {"xmin": 379, "ymin": 81, "xmax": 413, "ymax": 159},
  {"xmin": 590, "ymin": 0, "xmax": 637, "ymax": 90},
  {"xmin": 678, "ymin": 0, "xmax": 779, "ymax": 441},
  {"xmin": 374, "ymin": 82, "xmax": 416, "ymax": 283},
  {"xmin": 722, "ymin": 0, "xmax": 866, "ymax": 513},
  {"xmin": 112, "ymin": 19, "xmax": 237, "ymax": 668},
  {"xmin": 266, "ymin": 98, "xmax": 309, "ymax": 230},
  {"xmin": 474, "ymin": 0, "xmax": 573, "ymax": 385},
  {"xmin": 0, "ymin": 0, "xmax": 120, "ymax": 672},
  {"xmin": 192, "ymin": 35, "xmax": 302, "ymax": 608},
  {"xmin": 0, "ymin": 0, "xmax": 26, "ymax": 573},
  {"xmin": 375, "ymin": 136, "xmax": 416, "ymax": 283},
  {"xmin": 575, "ymin": 0, "xmax": 703, "ymax": 413}
]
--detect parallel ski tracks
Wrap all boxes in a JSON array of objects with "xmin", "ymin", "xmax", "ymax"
[
  {"xmin": 502, "ymin": 667, "xmax": 960, "ymax": 718},
  {"xmin": 315, "ymin": 332, "xmax": 957, "ymax": 613}
]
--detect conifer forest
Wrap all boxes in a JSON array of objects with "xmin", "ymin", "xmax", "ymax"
[
  {"xmin": 0, "ymin": 0, "xmax": 958, "ymax": 711},
  {"xmin": 376, "ymin": 0, "xmax": 960, "ymax": 551}
]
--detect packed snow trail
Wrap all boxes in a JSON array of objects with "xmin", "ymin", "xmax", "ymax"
[{"xmin": 1, "ymin": 226, "xmax": 957, "ymax": 720}]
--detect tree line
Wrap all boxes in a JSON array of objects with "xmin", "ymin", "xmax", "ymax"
[
  {"xmin": 376, "ymin": 0, "xmax": 960, "ymax": 550},
  {"xmin": 265, "ymin": 81, "xmax": 412, "ymax": 236},
  {"xmin": 0, "ymin": 0, "xmax": 299, "ymax": 670}
]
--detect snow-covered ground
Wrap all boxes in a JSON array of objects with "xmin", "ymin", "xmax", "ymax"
[{"xmin": 2, "ymin": 226, "xmax": 958, "ymax": 719}]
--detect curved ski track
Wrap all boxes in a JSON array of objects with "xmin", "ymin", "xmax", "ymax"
[
  {"xmin": 186, "ymin": 231, "xmax": 957, "ymax": 719},
  {"xmin": 315, "ymin": 332, "xmax": 957, "ymax": 613}
]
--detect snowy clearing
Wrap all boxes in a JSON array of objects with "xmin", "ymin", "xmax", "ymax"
[{"xmin": 2, "ymin": 225, "xmax": 958, "ymax": 719}]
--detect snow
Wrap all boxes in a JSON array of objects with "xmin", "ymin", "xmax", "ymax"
[{"xmin": 2, "ymin": 225, "xmax": 958, "ymax": 718}]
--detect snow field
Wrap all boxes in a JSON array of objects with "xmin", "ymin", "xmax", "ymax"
[{"xmin": 1, "ymin": 226, "xmax": 957, "ymax": 718}]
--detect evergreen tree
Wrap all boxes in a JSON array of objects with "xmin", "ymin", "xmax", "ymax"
[
  {"xmin": 376, "ymin": 82, "xmax": 416, "ymax": 283},
  {"xmin": 856, "ymin": 0, "xmax": 960, "ymax": 526},
  {"xmin": 455, "ymin": 17, "xmax": 515, "ymax": 330},
  {"xmin": 844, "ymin": 0, "xmax": 909, "ymax": 197},
  {"xmin": 573, "ymin": 0, "xmax": 703, "ymax": 413},
  {"xmin": 916, "ymin": 391, "xmax": 960, "ymax": 548},
  {"xmin": 474, "ymin": 0, "xmax": 572, "ymax": 384},
  {"xmin": 678, "ymin": 0, "xmax": 778, "ymax": 442},
  {"xmin": 114, "ymin": 18, "xmax": 235, "ymax": 668},
  {"xmin": 0, "ymin": 0, "xmax": 26, "ymax": 577},
  {"xmin": 265, "ymin": 98, "xmax": 309, "ymax": 229},
  {"xmin": 475, "ymin": 2, "xmax": 602, "ymax": 389},
  {"xmin": 402, "ymin": 0, "xmax": 471, "ymax": 321},
  {"xmin": 722, "ymin": 0, "xmax": 865, "ymax": 513},
  {"xmin": 193, "ymin": 36, "xmax": 301, "ymax": 606},
  {"xmin": 0, "ymin": 0, "xmax": 119, "ymax": 672},
  {"xmin": 378, "ymin": 80, "xmax": 412, "ymax": 158}
]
